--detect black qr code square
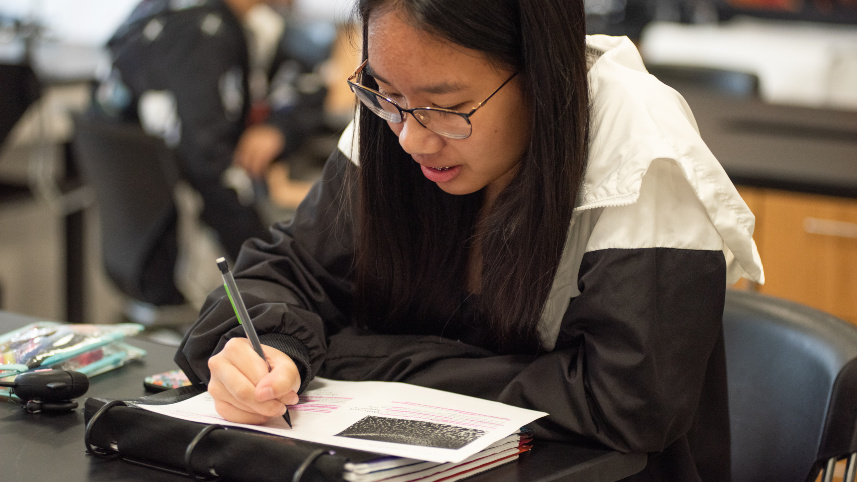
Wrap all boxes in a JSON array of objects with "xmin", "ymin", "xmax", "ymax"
[{"xmin": 336, "ymin": 416, "xmax": 485, "ymax": 449}]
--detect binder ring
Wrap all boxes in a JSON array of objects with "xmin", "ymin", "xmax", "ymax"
[
  {"xmin": 184, "ymin": 424, "xmax": 225, "ymax": 481},
  {"xmin": 292, "ymin": 449, "xmax": 333, "ymax": 482},
  {"xmin": 84, "ymin": 400, "xmax": 127, "ymax": 459}
]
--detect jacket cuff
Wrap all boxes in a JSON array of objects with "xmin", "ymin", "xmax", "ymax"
[{"xmin": 259, "ymin": 332, "xmax": 313, "ymax": 393}]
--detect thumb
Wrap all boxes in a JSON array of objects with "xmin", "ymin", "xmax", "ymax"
[{"xmin": 255, "ymin": 351, "xmax": 301, "ymax": 404}]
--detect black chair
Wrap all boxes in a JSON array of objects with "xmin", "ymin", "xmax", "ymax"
[
  {"xmin": 724, "ymin": 289, "xmax": 857, "ymax": 482},
  {"xmin": 71, "ymin": 114, "xmax": 186, "ymax": 310}
]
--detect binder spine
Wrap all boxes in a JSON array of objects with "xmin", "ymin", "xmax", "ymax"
[{"xmin": 83, "ymin": 394, "xmax": 348, "ymax": 481}]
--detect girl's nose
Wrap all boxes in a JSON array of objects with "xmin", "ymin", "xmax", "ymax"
[{"xmin": 394, "ymin": 113, "xmax": 444, "ymax": 156}]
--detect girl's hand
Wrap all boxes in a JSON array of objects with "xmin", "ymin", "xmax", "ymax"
[{"xmin": 207, "ymin": 337, "xmax": 301, "ymax": 425}]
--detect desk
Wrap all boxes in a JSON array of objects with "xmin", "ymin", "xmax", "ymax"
[
  {"xmin": 655, "ymin": 74, "xmax": 857, "ymax": 199},
  {"xmin": 0, "ymin": 311, "xmax": 646, "ymax": 481}
]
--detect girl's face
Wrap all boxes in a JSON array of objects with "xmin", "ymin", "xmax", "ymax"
[{"xmin": 367, "ymin": 8, "xmax": 531, "ymax": 204}]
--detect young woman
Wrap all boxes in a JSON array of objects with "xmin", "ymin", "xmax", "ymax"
[{"xmin": 176, "ymin": 0, "xmax": 764, "ymax": 479}]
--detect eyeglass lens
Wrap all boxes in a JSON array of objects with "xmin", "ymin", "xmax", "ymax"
[
  {"xmin": 352, "ymin": 87, "xmax": 402, "ymax": 123},
  {"xmin": 350, "ymin": 85, "xmax": 472, "ymax": 139}
]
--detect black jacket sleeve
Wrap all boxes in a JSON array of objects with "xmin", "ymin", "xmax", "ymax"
[
  {"xmin": 176, "ymin": 147, "xmax": 727, "ymax": 459},
  {"xmin": 175, "ymin": 149, "xmax": 356, "ymax": 391}
]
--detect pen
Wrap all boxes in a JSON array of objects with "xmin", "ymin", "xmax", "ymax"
[{"xmin": 216, "ymin": 257, "xmax": 292, "ymax": 428}]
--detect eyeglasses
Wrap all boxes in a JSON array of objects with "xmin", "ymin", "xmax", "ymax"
[{"xmin": 347, "ymin": 59, "xmax": 518, "ymax": 140}]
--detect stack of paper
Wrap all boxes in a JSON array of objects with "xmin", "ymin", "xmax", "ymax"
[{"xmin": 341, "ymin": 430, "xmax": 533, "ymax": 482}]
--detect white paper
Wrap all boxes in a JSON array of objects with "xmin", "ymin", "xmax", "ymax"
[
  {"xmin": 139, "ymin": 377, "xmax": 547, "ymax": 463},
  {"xmin": 343, "ymin": 438, "xmax": 526, "ymax": 482},
  {"xmin": 344, "ymin": 434, "xmax": 520, "ymax": 474}
]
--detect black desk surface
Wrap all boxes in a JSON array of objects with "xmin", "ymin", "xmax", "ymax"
[
  {"xmin": 674, "ymin": 83, "xmax": 857, "ymax": 199},
  {"xmin": 0, "ymin": 311, "xmax": 646, "ymax": 481}
]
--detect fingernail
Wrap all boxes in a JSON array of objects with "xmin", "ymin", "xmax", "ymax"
[{"xmin": 258, "ymin": 387, "xmax": 274, "ymax": 401}]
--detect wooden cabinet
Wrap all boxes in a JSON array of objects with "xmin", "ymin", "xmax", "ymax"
[{"xmin": 737, "ymin": 186, "xmax": 857, "ymax": 324}]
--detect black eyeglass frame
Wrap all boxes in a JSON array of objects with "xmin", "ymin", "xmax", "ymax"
[{"xmin": 346, "ymin": 59, "xmax": 519, "ymax": 140}]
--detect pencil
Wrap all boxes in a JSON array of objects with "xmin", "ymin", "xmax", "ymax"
[{"xmin": 216, "ymin": 257, "xmax": 292, "ymax": 428}]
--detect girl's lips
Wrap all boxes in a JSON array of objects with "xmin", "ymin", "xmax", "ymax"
[{"xmin": 420, "ymin": 164, "xmax": 461, "ymax": 184}]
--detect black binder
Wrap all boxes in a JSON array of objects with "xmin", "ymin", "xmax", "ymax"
[
  {"xmin": 83, "ymin": 386, "xmax": 370, "ymax": 481},
  {"xmin": 83, "ymin": 386, "xmax": 532, "ymax": 481}
]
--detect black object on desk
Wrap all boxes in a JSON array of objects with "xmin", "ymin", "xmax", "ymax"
[
  {"xmin": 0, "ymin": 369, "xmax": 89, "ymax": 412},
  {"xmin": 83, "ymin": 387, "xmax": 350, "ymax": 481},
  {"xmin": 0, "ymin": 311, "xmax": 646, "ymax": 481}
]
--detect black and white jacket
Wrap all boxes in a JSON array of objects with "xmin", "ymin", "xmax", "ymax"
[{"xmin": 178, "ymin": 35, "xmax": 763, "ymax": 481}]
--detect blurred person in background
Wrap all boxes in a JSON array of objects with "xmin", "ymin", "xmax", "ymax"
[{"xmin": 88, "ymin": 0, "xmax": 333, "ymax": 261}]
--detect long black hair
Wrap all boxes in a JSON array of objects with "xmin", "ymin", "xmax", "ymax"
[{"xmin": 352, "ymin": 0, "xmax": 589, "ymax": 352}]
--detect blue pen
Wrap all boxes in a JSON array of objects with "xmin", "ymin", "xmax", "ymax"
[{"xmin": 216, "ymin": 257, "xmax": 292, "ymax": 428}]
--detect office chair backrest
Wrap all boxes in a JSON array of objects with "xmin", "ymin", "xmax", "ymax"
[
  {"xmin": 71, "ymin": 114, "xmax": 185, "ymax": 306},
  {"xmin": 724, "ymin": 289, "xmax": 857, "ymax": 482}
]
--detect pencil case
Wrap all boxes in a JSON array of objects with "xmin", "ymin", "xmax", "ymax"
[{"xmin": 0, "ymin": 321, "xmax": 146, "ymax": 377}]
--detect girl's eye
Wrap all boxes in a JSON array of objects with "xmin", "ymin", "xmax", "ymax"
[
  {"xmin": 378, "ymin": 86, "xmax": 464, "ymax": 111},
  {"xmin": 437, "ymin": 102, "xmax": 467, "ymax": 111},
  {"xmin": 379, "ymin": 89, "xmax": 403, "ymax": 103}
]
